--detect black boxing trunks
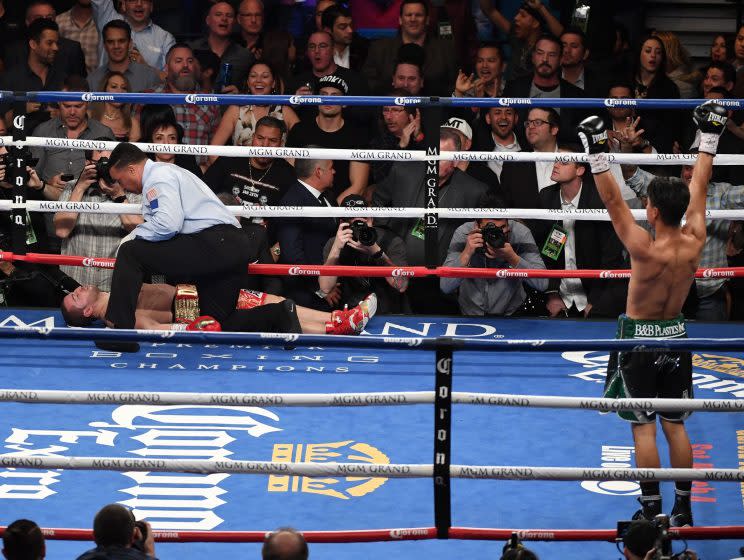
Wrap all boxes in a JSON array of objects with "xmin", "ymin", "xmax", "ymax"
[{"xmin": 604, "ymin": 314, "xmax": 693, "ymax": 423}]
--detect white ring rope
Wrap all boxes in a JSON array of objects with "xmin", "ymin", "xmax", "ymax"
[
  {"xmin": 7, "ymin": 136, "xmax": 744, "ymax": 165},
  {"xmin": 0, "ymin": 388, "xmax": 740, "ymax": 412},
  {"xmin": 0, "ymin": 455, "xmax": 740, "ymax": 481},
  {"xmin": 6, "ymin": 200, "xmax": 744, "ymax": 221}
]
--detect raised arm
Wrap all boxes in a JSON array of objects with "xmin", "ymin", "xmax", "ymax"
[
  {"xmin": 686, "ymin": 101, "xmax": 727, "ymax": 243},
  {"xmin": 578, "ymin": 116, "xmax": 652, "ymax": 258}
]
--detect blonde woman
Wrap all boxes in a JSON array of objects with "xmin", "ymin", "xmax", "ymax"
[{"xmin": 652, "ymin": 30, "xmax": 701, "ymax": 99}]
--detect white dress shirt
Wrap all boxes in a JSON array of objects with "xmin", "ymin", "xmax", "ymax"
[
  {"xmin": 535, "ymin": 146, "xmax": 558, "ymax": 191},
  {"xmin": 558, "ymin": 186, "xmax": 588, "ymax": 311},
  {"xmin": 487, "ymin": 133, "xmax": 521, "ymax": 179}
]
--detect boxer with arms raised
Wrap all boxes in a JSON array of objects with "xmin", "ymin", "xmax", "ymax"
[{"xmin": 577, "ymin": 100, "xmax": 727, "ymax": 527}]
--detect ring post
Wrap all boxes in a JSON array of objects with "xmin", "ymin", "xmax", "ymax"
[
  {"xmin": 433, "ymin": 338, "xmax": 453, "ymax": 538},
  {"xmin": 9, "ymin": 93, "xmax": 29, "ymax": 257}
]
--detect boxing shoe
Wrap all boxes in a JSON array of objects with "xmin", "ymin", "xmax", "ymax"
[
  {"xmin": 670, "ymin": 495, "xmax": 694, "ymax": 527},
  {"xmin": 631, "ymin": 496, "xmax": 662, "ymax": 521},
  {"xmin": 326, "ymin": 293, "xmax": 377, "ymax": 335}
]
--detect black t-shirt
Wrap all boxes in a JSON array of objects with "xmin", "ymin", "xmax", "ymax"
[
  {"xmin": 204, "ymin": 156, "xmax": 295, "ymax": 207},
  {"xmin": 286, "ymin": 118, "xmax": 369, "ymax": 199}
]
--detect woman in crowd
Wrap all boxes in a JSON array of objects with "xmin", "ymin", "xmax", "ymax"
[
  {"xmin": 88, "ymin": 71, "xmax": 141, "ymax": 141},
  {"xmin": 260, "ymin": 29, "xmax": 297, "ymax": 94},
  {"xmin": 630, "ymin": 34, "xmax": 681, "ymax": 154},
  {"xmin": 710, "ymin": 33, "xmax": 734, "ymax": 63},
  {"xmin": 140, "ymin": 105, "xmax": 203, "ymax": 179},
  {"xmin": 652, "ymin": 30, "xmax": 700, "ymax": 98},
  {"xmin": 209, "ymin": 61, "xmax": 299, "ymax": 160}
]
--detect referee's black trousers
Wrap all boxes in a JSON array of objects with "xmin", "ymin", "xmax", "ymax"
[{"xmin": 106, "ymin": 224, "xmax": 252, "ymax": 329}]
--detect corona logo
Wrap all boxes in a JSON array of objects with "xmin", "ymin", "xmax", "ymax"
[
  {"xmin": 82, "ymin": 93, "xmax": 115, "ymax": 102},
  {"xmin": 82, "ymin": 258, "xmax": 115, "ymax": 268},
  {"xmin": 12, "ymin": 115, "xmax": 25, "ymax": 130},
  {"xmin": 693, "ymin": 353, "xmax": 744, "ymax": 380},
  {"xmin": 390, "ymin": 528, "xmax": 430, "ymax": 539},
  {"xmin": 289, "ymin": 96, "xmax": 322, "ymax": 104},
  {"xmin": 496, "ymin": 269, "xmax": 528, "ymax": 278},
  {"xmin": 603, "ymin": 98, "xmax": 637, "ymax": 107},
  {"xmin": 184, "ymin": 94, "xmax": 219, "ymax": 104},
  {"xmin": 391, "ymin": 268, "xmax": 414, "ymax": 277},
  {"xmin": 599, "ymin": 270, "xmax": 630, "ymax": 278},
  {"xmin": 702, "ymin": 268, "xmax": 734, "ymax": 278},
  {"xmin": 288, "ymin": 267, "xmax": 320, "ymax": 276},
  {"xmin": 394, "ymin": 97, "xmax": 420, "ymax": 106},
  {"xmin": 268, "ymin": 440, "xmax": 389, "ymax": 499},
  {"xmin": 436, "ymin": 358, "xmax": 452, "ymax": 374},
  {"xmin": 498, "ymin": 97, "xmax": 531, "ymax": 106}
]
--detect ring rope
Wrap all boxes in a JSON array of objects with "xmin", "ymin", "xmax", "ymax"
[
  {"xmin": 0, "ymin": 388, "xmax": 740, "ymax": 412},
  {"xmin": 1, "ymin": 250, "xmax": 742, "ymax": 280},
  {"xmin": 8, "ymin": 136, "xmax": 744, "ymax": 166},
  {"xmin": 11, "ymin": 198, "xmax": 744, "ymax": 222},
  {"xmin": 1, "ymin": 326, "xmax": 744, "ymax": 352},
  {"xmin": 0, "ymin": 525, "xmax": 738, "ymax": 543},
  {"xmin": 14, "ymin": 90, "xmax": 744, "ymax": 110},
  {"xmin": 0, "ymin": 455, "xmax": 741, "ymax": 482},
  {"xmin": 0, "ymin": 525, "xmax": 739, "ymax": 543}
]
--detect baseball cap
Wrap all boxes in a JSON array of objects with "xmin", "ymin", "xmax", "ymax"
[
  {"xmin": 340, "ymin": 194, "xmax": 367, "ymax": 208},
  {"xmin": 441, "ymin": 117, "xmax": 473, "ymax": 140},
  {"xmin": 317, "ymin": 74, "xmax": 349, "ymax": 95}
]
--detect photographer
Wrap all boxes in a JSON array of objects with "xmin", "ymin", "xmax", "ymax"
[
  {"xmin": 319, "ymin": 194, "xmax": 410, "ymax": 313},
  {"xmin": 76, "ymin": 504, "xmax": 156, "ymax": 560},
  {"xmin": 441, "ymin": 192, "xmax": 547, "ymax": 316},
  {"xmin": 621, "ymin": 518, "xmax": 698, "ymax": 560},
  {"xmin": 0, "ymin": 122, "xmax": 79, "ymax": 307},
  {"xmin": 54, "ymin": 143, "xmax": 143, "ymax": 290}
]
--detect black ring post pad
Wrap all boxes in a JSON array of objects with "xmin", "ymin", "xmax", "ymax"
[{"xmin": 95, "ymin": 340, "xmax": 140, "ymax": 353}]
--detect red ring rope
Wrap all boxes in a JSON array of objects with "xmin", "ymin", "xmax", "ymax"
[
  {"xmin": 1, "ymin": 251, "xmax": 742, "ymax": 280},
  {"xmin": 3, "ymin": 525, "xmax": 740, "ymax": 543}
]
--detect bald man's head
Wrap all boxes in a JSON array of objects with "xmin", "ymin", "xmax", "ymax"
[{"xmin": 262, "ymin": 528, "xmax": 308, "ymax": 560}]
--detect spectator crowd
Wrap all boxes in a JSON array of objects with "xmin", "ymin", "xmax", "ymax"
[{"xmin": 0, "ymin": 0, "xmax": 742, "ymax": 322}]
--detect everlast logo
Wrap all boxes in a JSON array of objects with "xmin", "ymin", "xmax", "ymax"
[{"xmin": 288, "ymin": 267, "xmax": 320, "ymax": 276}]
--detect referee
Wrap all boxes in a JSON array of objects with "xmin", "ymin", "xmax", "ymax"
[{"xmin": 104, "ymin": 143, "xmax": 252, "ymax": 330}]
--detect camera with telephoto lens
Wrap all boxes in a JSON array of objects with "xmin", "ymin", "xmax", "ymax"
[
  {"xmin": 651, "ymin": 515, "xmax": 695, "ymax": 560},
  {"xmin": 347, "ymin": 219, "xmax": 378, "ymax": 247},
  {"xmin": 478, "ymin": 222, "xmax": 506, "ymax": 253},
  {"xmin": 94, "ymin": 157, "xmax": 114, "ymax": 185}
]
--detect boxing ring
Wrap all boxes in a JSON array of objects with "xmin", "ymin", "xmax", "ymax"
[{"xmin": 0, "ymin": 91, "xmax": 743, "ymax": 558}]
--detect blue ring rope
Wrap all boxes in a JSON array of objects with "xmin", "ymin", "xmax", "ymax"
[
  {"xmin": 3, "ymin": 91, "xmax": 742, "ymax": 110},
  {"xmin": 0, "ymin": 327, "xmax": 743, "ymax": 352}
]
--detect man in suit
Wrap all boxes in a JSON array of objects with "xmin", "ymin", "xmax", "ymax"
[
  {"xmin": 499, "ymin": 106, "xmax": 559, "ymax": 237},
  {"xmin": 502, "ymin": 32, "xmax": 585, "ymax": 143},
  {"xmin": 373, "ymin": 128, "xmax": 488, "ymax": 313},
  {"xmin": 321, "ymin": 4, "xmax": 369, "ymax": 70},
  {"xmin": 535, "ymin": 146, "xmax": 628, "ymax": 318},
  {"xmin": 277, "ymin": 154, "xmax": 339, "ymax": 311}
]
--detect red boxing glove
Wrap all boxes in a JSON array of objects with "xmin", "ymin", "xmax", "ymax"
[{"xmin": 186, "ymin": 315, "xmax": 222, "ymax": 331}]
